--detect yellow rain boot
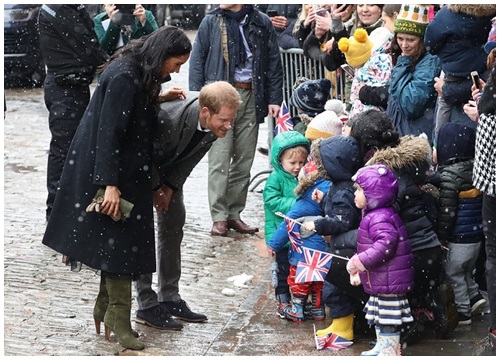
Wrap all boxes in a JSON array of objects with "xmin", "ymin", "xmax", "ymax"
[{"xmin": 316, "ymin": 313, "xmax": 354, "ymax": 340}]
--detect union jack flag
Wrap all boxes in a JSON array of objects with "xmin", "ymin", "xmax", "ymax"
[
  {"xmin": 313, "ymin": 325, "xmax": 353, "ymax": 351},
  {"xmin": 286, "ymin": 217, "xmax": 303, "ymax": 254},
  {"xmin": 274, "ymin": 101, "xmax": 294, "ymax": 136},
  {"xmin": 295, "ymin": 247, "xmax": 333, "ymax": 283}
]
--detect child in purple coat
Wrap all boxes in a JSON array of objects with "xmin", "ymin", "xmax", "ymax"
[{"xmin": 346, "ymin": 164, "xmax": 414, "ymax": 355}]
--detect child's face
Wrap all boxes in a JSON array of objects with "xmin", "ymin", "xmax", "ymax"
[
  {"xmin": 354, "ymin": 183, "xmax": 366, "ymax": 210},
  {"xmin": 281, "ymin": 152, "xmax": 307, "ymax": 178}
]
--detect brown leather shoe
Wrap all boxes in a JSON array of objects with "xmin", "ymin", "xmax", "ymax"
[
  {"xmin": 227, "ymin": 219, "xmax": 259, "ymax": 234},
  {"xmin": 210, "ymin": 221, "xmax": 227, "ymax": 236}
]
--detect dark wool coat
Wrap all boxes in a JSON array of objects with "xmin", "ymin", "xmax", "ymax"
[
  {"xmin": 42, "ymin": 57, "xmax": 157, "ymax": 276},
  {"xmin": 366, "ymin": 135, "xmax": 442, "ymax": 252}
]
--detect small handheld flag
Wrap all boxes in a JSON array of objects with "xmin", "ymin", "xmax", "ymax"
[{"xmin": 274, "ymin": 101, "xmax": 294, "ymax": 136}]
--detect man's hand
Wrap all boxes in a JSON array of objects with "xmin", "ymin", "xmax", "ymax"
[
  {"xmin": 433, "ymin": 77, "xmax": 444, "ymax": 97},
  {"xmin": 101, "ymin": 185, "xmax": 121, "ymax": 219},
  {"xmin": 153, "ymin": 185, "xmax": 174, "ymax": 211},
  {"xmin": 268, "ymin": 104, "xmax": 281, "ymax": 118}
]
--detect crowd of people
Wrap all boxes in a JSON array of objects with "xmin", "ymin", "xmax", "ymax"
[{"xmin": 38, "ymin": 3, "xmax": 495, "ymax": 356}]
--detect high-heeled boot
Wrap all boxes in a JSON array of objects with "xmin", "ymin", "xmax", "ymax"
[
  {"xmin": 103, "ymin": 277, "xmax": 144, "ymax": 350},
  {"xmin": 93, "ymin": 275, "xmax": 139, "ymax": 338},
  {"xmin": 93, "ymin": 274, "xmax": 108, "ymax": 335}
]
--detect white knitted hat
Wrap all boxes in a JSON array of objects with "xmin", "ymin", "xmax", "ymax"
[{"xmin": 305, "ymin": 99, "xmax": 345, "ymax": 141}]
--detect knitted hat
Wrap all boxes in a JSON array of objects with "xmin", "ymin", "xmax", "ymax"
[
  {"xmin": 369, "ymin": 26, "xmax": 393, "ymax": 53},
  {"xmin": 338, "ymin": 29, "xmax": 373, "ymax": 68},
  {"xmin": 394, "ymin": 4, "xmax": 430, "ymax": 37},
  {"xmin": 305, "ymin": 99, "xmax": 345, "ymax": 141},
  {"xmin": 435, "ymin": 123, "xmax": 476, "ymax": 166},
  {"xmin": 289, "ymin": 79, "xmax": 332, "ymax": 117},
  {"xmin": 484, "ymin": 18, "xmax": 496, "ymax": 54}
]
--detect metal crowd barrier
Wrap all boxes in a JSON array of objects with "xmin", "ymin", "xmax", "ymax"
[{"xmin": 250, "ymin": 48, "xmax": 346, "ymax": 192}]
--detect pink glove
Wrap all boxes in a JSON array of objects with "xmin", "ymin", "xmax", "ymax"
[{"xmin": 346, "ymin": 254, "xmax": 366, "ymax": 275}]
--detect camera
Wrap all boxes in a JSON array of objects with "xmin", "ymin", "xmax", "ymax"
[{"xmin": 114, "ymin": 4, "xmax": 136, "ymax": 26}]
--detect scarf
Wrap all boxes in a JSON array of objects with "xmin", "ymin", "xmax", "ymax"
[{"xmin": 218, "ymin": 5, "xmax": 253, "ymax": 66}]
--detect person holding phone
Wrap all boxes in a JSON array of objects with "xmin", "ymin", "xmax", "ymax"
[
  {"xmin": 94, "ymin": 4, "xmax": 159, "ymax": 56},
  {"xmin": 424, "ymin": 5, "xmax": 496, "ymax": 139}
]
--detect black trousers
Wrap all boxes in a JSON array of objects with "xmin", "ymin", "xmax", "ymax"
[{"xmin": 43, "ymin": 75, "xmax": 90, "ymax": 219}]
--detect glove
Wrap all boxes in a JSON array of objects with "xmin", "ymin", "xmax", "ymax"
[
  {"xmin": 296, "ymin": 216, "xmax": 322, "ymax": 238},
  {"xmin": 346, "ymin": 254, "xmax": 365, "ymax": 275},
  {"xmin": 350, "ymin": 273, "xmax": 361, "ymax": 286}
]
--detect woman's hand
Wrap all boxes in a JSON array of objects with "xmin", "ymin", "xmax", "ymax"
[
  {"xmin": 105, "ymin": 4, "xmax": 119, "ymax": 23},
  {"xmin": 314, "ymin": 12, "xmax": 331, "ymax": 38},
  {"xmin": 133, "ymin": 4, "xmax": 147, "ymax": 26},
  {"xmin": 101, "ymin": 185, "xmax": 121, "ymax": 219},
  {"xmin": 303, "ymin": 221, "xmax": 316, "ymax": 232},
  {"xmin": 159, "ymin": 86, "xmax": 186, "ymax": 102},
  {"xmin": 304, "ymin": 7, "xmax": 316, "ymax": 27}
]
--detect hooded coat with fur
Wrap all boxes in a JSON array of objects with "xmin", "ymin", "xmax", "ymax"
[{"xmin": 366, "ymin": 135, "xmax": 441, "ymax": 252}]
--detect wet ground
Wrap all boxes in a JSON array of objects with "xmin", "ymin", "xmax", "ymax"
[{"xmin": 3, "ymin": 30, "xmax": 493, "ymax": 357}]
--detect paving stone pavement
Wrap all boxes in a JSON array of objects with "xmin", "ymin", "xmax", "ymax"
[{"xmin": 4, "ymin": 85, "xmax": 492, "ymax": 356}]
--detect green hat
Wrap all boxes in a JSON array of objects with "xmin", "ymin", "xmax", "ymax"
[{"xmin": 394, "ymin": 4, "xmax": 430, "ymax": 37}]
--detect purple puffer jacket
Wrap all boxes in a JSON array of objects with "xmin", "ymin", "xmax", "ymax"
[{"xmin": 353, "ymin": 164, "xmax": 414, "ymax": 295}]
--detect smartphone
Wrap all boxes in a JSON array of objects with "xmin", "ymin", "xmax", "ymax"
[
  {"xmin": 341, "ymin": 64, "xmax": 355, "ymax": 79},
  {"xmin": 267, "ymin": 9, "xmax": 279, "ymax": 17},
  {"xmin": 315, "ymin": 7, "xmax": 328, "ymax": 17},
  {"xmin": 471, "ymin": 71, "xmax": 481, "ymax": 90}
]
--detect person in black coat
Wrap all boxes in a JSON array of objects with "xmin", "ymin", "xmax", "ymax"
[
  {"xmin": 42, "ymin": 26, "xmax": 192, "ymax": 350},
  {"xmin": 38, "ymin": 4, "xmax": 108, "ymax": 222}
]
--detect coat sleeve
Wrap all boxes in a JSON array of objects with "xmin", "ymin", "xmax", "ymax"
[
  {"xmin": 265, "ymin": 21, "xmax": 284, "ymax": 105},
  {"xmin": 357, "ymin": 217, "xmax": 399, "ymax": 271},
  {"xmin": 390, "ymin": 54, "xmax": 441, "ymax": 119},
  {"xmin": 94, "ymin": 14, "xmax": 122, "ymax": 56},
  {"xmin": 93, "ymin": 72, "xmax": 138, "ymax": 186},
  {"xmin": 263, "ymin": 172, "xmax": 298, "ymax": 217},
  {"xmin": 131, "ymin": 10, "xmax": 158, "ymax": 39},
  {"xmin": 189, "ymin": 18, "xmax": 211, "ymax": 91},
  {"xmin": 437, "ymin": 169, "xmax": 459, "ymax": 244},
  {"xmin": 314, "ymin": 188, "xmax": 359, "ymax": 236},
  {"xmin": 158, "ymin": 143, "xmax": 212, "ymax": 191}
]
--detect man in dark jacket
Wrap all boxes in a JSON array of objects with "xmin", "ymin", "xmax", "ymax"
[
  {"xmin": 135, "ymin": 81, "xmax": 243, "ymax": 330},
  {"xmin": 189, "ymin": 4, "xmax": 283, "ymax": 237},
  {"xmin": 38, "ymin": 4, "xmax": 108, "ymax": 221}
]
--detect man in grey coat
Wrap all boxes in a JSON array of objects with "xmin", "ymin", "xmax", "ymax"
[{"xmin": 135, "ymin": 81, "xmax": 242, "ymax": 330}]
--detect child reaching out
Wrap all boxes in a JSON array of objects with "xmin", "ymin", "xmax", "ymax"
[
  {"xmin": 347, "ymin": 164, "xmax": 414, "ymax": 356},
  {"xmin": 263, "ymin": 131, "xmax": 310, "ymax": 319}
]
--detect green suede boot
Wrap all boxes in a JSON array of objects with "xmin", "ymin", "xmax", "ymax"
[
  {"xmin": 104, "ymin": 277, "xmax": 144, "ymax": 350},
  {"xmin": 93, "ymin": 275, "xmax": 108, "ymax": 335}
]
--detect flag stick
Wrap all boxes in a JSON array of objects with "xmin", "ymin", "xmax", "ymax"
[{"xmin": 275, "ymin": 212, "xmax": 350, "ymax": 261}]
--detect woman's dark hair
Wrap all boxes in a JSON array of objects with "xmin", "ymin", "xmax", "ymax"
[
  {"xmin": 349, "ymin": 109, "xmax": 400, "ymax": 162},
  {"xmin": 389, "ymin": 34, "xmax": 426, "ymax": 69},
  {"xmin": 98, "ymin": 26, "xmax": 192, "ymax": 105}
]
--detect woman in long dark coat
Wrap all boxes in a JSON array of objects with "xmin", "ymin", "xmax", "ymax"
[{"xmin": 42, "ymin": 25, "xmax": 192, "ymax": 350}]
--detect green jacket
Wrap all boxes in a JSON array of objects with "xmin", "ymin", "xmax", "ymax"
[
  {"xmin": 93, "ymin": 10, "xmax": 158, "ymax": 56},
  {"xmin": 263, "ymin": 131, "xmax": 309, "ymax": 242}
]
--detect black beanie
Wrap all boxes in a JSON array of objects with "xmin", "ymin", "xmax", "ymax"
[{"xmin": 436, "ymin": 123, "xmax": 476, "ymax": 166}]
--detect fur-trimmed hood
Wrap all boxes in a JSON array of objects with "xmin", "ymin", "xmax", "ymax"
[
  {"xmin": 448, "ymin": 5, "xmax": 496, "ymax": 18},
  {"xmin": 366, "ymin": 135, "xmax": 432, "ymax": 184}
]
